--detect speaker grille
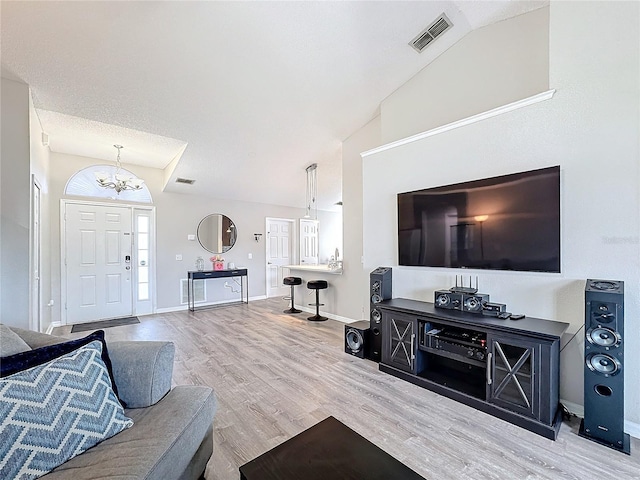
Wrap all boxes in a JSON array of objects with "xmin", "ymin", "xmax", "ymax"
[
  {"xmin": 587, "ymin": 327, "xmax": 621, "ymax": 348},
  {"xmin": 346, "ymin": 328, "xmax": 364, "ymax": 352},
  {"xmin": 436, "ymin": 293, "xmax": 450, "ymax": 307},
  {"xmin": 590, "ymin": 280, "xmax": 620, "ymax": 291},
  {"xmin": 464, "ymin": 296, "xmax": 482, "ymax": 312},
  {"xmin": 586, "ymin": 353, "xmax": 621, "ymax": 376}
]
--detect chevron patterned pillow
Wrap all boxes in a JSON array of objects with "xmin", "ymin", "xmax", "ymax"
[{"xmin": 0, "ymin": 340, "xmax": 133, "ymax": 480}]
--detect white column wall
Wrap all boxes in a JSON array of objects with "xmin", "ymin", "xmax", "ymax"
[{"xmin": 1, "ymin": 78, "xmax": 31, "ymax": 329}]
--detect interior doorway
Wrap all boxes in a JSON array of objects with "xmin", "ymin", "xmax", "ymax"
[{"xmin": 265, "ymin": 218, "xmax": 295, "ymax": 298}]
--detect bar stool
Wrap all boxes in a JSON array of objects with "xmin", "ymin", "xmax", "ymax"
[
  {"xmin": 307, "ymin": 280, "xmax": 328, "ymax": 322},
  {"xmin": 283, "ymin": 277, "xmax": 303, "ymax": 314}
]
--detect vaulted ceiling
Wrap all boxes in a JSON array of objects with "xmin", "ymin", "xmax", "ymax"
[{"xmin": 1, "ymin": 1, "xmax": 547, "ymax": 210}]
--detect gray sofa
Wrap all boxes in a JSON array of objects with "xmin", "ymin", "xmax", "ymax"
[{"xmin": 6, "ymin": 326, "xmax": 217, "ymax": 480}]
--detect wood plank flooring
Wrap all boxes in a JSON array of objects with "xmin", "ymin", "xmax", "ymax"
[{"xmin": 54, "ymin": 298, "xmax": 640, "ymax": 480}]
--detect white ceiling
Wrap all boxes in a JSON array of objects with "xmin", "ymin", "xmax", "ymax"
[{"xmin": 1, "ymin": 1, "xmax": 546, "ymax": 211}]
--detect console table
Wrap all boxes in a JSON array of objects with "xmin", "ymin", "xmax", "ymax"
[
  {"xmin": 378, "ymin": 298, "xmax": 569, "ymax": 440},
  {"xmin": 187, "ymin": 269, "xmax": 248, "ymax": 311}
]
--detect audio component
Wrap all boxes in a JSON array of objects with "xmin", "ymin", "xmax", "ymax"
[
  {"xmin": 434, "ymin": 290, "xmax": 489, "ymax": 313},
  {"xmin": 434, "ymin": 290, "xmax": 462, "ymax": 310},
  {"xmin": 345, "ymin": 321, "xmax": 370, "ymax": 359},
  {"xmin": 422, "ymin": 325, "xmax": 487, "ymax": 362},
  {"xmin": 369, "ymin": 267, "xmax": 392, "ymax": 362},
  {"xmin": 462, "ymin": 293, "xmax": 490, "ymax": 313},
  {"xmin": 482, "ymin": 302, "xmax": 506, "ymax": 316},
  {"xmin": 434, "ymin": 277, "xmax": 490, "ymax": 314},
  {"xmin": 579, "ymin": 279, "xmax": 630, "ymax": 454}
]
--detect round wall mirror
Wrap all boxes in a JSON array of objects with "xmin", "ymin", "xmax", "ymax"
[{"xmin": 197, "ymin": 214, "xmax": 237, "ymax": 254}]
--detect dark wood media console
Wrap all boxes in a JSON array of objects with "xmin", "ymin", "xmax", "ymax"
[{"xmin": 378, "ymin": 298, "xmax": 570, "ymax": 439}]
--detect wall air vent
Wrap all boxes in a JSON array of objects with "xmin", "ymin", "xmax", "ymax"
[
  {"xmin": 409, "ymin": 14, "xmax": 452, "ymax": 53},
  {"xmin": 175, "ymin": 177, "xmax": 195, "ymax": 185}
]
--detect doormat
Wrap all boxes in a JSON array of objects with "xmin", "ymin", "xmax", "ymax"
[{"xmin": 71, "ymin": 317, "xmax": 140, "ymax": 333}]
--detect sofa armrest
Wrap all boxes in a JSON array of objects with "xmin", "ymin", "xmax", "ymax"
[
  {"xmin": 108, "ymin": 341, "xmax": 175, "ymax": 408},
  {"xmin": 8, "ymin": 326, "xmax": 66, "ymax": 349}
]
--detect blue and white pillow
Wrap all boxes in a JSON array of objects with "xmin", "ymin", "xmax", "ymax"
[{"xmin": 0, "ymin": 340, "xmax": 133, "ymax": 480}]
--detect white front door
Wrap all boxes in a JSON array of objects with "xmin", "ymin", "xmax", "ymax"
[
  {"xmin": 64, "ymin": 203, "xmax": 133, "ymax": 324},
  {"xmin": 300, "ymin": 219, "xmax": 319, "ymax": 265},
  {"xmin": 266, "ymin": 218, "xmax": 294, "ymax": 298}
]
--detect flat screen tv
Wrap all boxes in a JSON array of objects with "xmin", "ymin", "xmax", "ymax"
[{"xmin": 397, "ymin": 166, "xmax": 560, "ymax": 273}]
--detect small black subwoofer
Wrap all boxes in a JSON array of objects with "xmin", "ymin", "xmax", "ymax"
[
  {"xmin": 579, "ymin": 279, "xmax": 630, "ymax": 454},
  {"xmin": 369, "ymin": 267, "xmax": 392, "ymax": 362},
  {"xmin": 345, "ymin": 321, "xmax": 370, "ymax": 359}
]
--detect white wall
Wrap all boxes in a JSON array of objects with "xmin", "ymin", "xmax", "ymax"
[
  {"xmin": 339, "ymin": 116, "xmax": 382, "ymax": 322},
  {"xmin": 0, "ymin": 78, "xmax": 31, "ymax": 329},
  {"xmin": 381, "ymin": 6, "xmax": 549, "ymax": 144},
  {"xmin": 361, "ymin": 2, "xmax": 639, "ymax": 428},
  {"xmin": 29, "ymin": 96, "xmax": 52, "ymax": 332}
]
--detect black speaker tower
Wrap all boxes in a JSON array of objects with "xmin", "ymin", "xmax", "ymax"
[
  {"xmin": 368, "ymin": 267, "xmax": 392, "ymax": 362},
  {"xmin": 579, "ymin": 279, "xmax": 630, "ymax": 454}
]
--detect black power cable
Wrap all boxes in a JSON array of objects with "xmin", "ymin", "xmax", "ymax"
[{"xmin": 559, "ymin": 324, "xmax": 584, "ymax": 353}]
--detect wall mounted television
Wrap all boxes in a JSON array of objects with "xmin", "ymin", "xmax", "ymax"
[{"xmin": 397, "ymin": 166, "xmax": 560, "ymax": 273}]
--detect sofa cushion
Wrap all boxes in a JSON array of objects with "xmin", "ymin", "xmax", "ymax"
[
  {"xmin": 0, "ymin": 324, "xmax": 31, "ymax": 356},
  {"xmin": 0, "ymin": 340, "xmax": 133, "ymax": 480},
  {"xmin": 40, "ymin": 385, "xmax": 216, "ymax": 479},
  {"xmin": 43, "ymin": 386, "xmax": 217, "ymax": 480},
  {"xmin": 0, "ymin": 330, "xmax": 124, "ymax": 406}
]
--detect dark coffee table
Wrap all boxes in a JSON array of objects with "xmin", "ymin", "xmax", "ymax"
[{"xmin": 239, "ymin": 416, "xmax": 426, "ymax": 480}]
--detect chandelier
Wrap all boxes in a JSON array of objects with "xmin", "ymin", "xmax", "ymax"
[{"xmin": 95, "ymin": 145, "xmax": 144, "ymax": 193}]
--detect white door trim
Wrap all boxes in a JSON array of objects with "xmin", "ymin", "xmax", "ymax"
[
  {"xmin": 30, "ymin": 175, "xmax": 42, "ymax": 332},
  {"xmin": 60, "ymin": 199, "xmax": 156, "ymax": 325}
]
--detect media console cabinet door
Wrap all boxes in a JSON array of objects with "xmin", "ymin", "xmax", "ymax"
[
  {"xmin": 487, "ymin": 333, "xmax": 541, "ymax": 419},
  {"xmin": 382, "ymin": 312, "xmax": 416, "ymax": 373}
]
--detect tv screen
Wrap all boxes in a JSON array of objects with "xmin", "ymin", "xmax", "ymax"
[{"xmin": 397, "ymin": 166, "xmax": 560, "ymax": 273}]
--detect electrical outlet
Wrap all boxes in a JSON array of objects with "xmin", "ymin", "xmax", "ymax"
[
  {"xmin": 176, "ymin": 254, "xmax": 183, "ymax": 261},
  {"xmin": 248, "ymin": 253, "xmax": 253, "ymax": 259}
]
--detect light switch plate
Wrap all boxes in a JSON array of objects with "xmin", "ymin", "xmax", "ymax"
[
  {"xmin": 187, "ymin": 234, "xmax": 195, "ymax": 241},
  {"xmin": 176, "ymin": 254, "xmax": 183, "ymax": 261}
]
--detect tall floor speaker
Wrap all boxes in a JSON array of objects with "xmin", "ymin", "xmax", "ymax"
[
  {"xmin": 579, "ymin": 279, "xmax": 630, "ymax": 454},
  {"xmin": 368, "ymin": 267, "xmax": 392, "ymax": 362}
]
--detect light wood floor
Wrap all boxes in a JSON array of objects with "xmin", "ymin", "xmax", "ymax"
[{"xmin": 55, "ymin": 298, "xmax": 640, "ymax": 480}]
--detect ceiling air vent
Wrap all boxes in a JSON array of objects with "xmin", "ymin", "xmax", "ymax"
[
  {"xmin": 409, "ymin": 14, "xmax": 452, "ymax": 53},
  {"xmin": 175, "ymin": 177, "xmax": 195, "ymax": 185}
]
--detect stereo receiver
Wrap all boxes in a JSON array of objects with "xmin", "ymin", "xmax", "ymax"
[{"xmin": 423, "ymin": 326, "xmax": 487, "ymax": 362}]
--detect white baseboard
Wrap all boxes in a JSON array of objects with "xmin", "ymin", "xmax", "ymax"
[
  {"xmin": 293, "ymin": 304, "xmax": 357, "ymax": 324},
  {"xmin": 46, "ymin": 322, "xmax": 62, "ymax": 335},
  {"xmin": 626, "ymin": 420, "xmax": 640, "ymax": 440},
  {"xmin": 155, "ymin": 305, "xmax": 188, "ymax": 314},
  {"xmin": 560, "ymin": 399, "xmax": 583, "ymax": 417},
  {"xmin": 155, "ymin": 295, "xmax": 268, "ymax": 314},
  {"xmin": 561, "ymin": 399, "xmax": 640, "ymax": 439}
]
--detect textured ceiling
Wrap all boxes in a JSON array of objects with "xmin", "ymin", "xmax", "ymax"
[{"xmin": 1, "ymin": 1, "xmax": 547, "ymax": 210}]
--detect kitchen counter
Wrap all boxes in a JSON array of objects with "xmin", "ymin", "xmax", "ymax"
[{"xmin": 286, "ymin": 264, "xmax": 343, "ymax": 275}]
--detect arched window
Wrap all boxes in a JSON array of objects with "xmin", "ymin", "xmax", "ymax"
[{"xmin": 65, "ymin": 165, "xmax": 153, "ymax": 203}]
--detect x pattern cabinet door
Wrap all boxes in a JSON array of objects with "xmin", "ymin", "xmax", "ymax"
[
  {"xmin": 383, "ymin": 313, "xmax": 415, "ymax": 373},
  {"xmin": 488, "ymin": 336, "xmax": 539, "ymax": 418}
]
